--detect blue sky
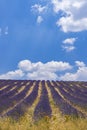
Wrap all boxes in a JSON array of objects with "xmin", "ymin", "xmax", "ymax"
[{"xmin": 0, "ymin": 0, "xmax": 87, "ymax": 81}]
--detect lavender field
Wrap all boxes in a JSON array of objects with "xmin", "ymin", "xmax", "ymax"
[
  {"xmin": 0, "ymin": 80, "xmax": 87, "ymax": 121},
  {"xmin": 0, "ymin": 80, "xmax": 87, "ymax": 130}
]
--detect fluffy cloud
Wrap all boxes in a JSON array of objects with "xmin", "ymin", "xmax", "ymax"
[
  {"xmin": 63, "ymin": 38, "xmax": 77, "ymax": 45},
  {"xmin": 31, "ymin": 4, "xmax": 47, "ymax": 24},
  {"xmin": 57, "ymin": 16, "xmax": 87, "ymax": 32},
  {"xmin": 62, "ymin": 45, "xmax": 75, "ymax": 52},
  {"xmin": 62, "ymin": 38, "xmax": 77, "ymax": 52},
  {"xmin": 60, "ymin": 66, "xmax": 87, "ymax": 81},
  {"xmin": 18, "ymin": 60, "xmax": 33, "ymax": 72},
  {"xmin": 0, "ymin": 60, "xmax": 87, "ymax": 81},
  {"xmin": 18, "ymin": 60, "xmax": 72, "ymax": 72},
  {"xmin": 37, "ymin": 16, "xmax": 43, "ymax": 24},
  {"xmin": 31, "ymin": 0, "xmax": 87, "ymax": 32},
  {"xmin": 75, "ymin": 61, "xmax": 86, "ymax": 67},
  {"xmin": 31, "ymin": 4, "xmax": 47, "ymax": 13},
  {"xmin": 27, "ymin": 71, "xmax": 58, "ymax": 80},
  {"xmin": 0, "ymin": 70, "xmax": 24, "ymax": 79},
  {"xmin": 0, "ymin": 60, "xmax": 72, "ymax": 80},
  {"xmin": 51, "ymin": 0, "xmax": 87, "ymax": 32},
  {"xmin": 60, "ymin": 61, "xmax": 87, "ymax": 81}
]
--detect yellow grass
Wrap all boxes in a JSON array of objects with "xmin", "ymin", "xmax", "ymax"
[{"xmin": 0, "ymin": 114, "xmax": 87, "ymax": 130}]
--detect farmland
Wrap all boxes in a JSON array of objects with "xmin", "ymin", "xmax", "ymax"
[{"xmin": 0, "ymin": 80, "xmax": 87, "ymax": 130}]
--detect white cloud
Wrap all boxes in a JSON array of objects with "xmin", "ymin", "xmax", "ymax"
[
  {"xmin": 62, "ymin": 37, "xmax": 76, "ymax": 52},
  {"xmin": 0, "ymin": 60, "xmax": 72, "ymax": 80},
  {"xmin": 51, "ymin": 0, "xmax": 85, "ymax": 15},
  {"xmin": 31, "ymin": 1, "xmax": 87, "ymax": 32},
  {"xmin": 75, "ymin": 61, "xmax": 86, "ymax": 67},
  {"xmin": 27, "ymin": 71, "xmax": 58, "ymax": 80},
  {"xmin": 37, "ymin": 16, "xmax": 43, "ymax": 24},
  {"xmin": 63, "ymin": 38, "xmax": 77, "ymax": 45},
  {"xmin": 18, "ymin": 60, "xmax": 35, "ymax": 72},
  {"xmin": 62, "ymin": 45, "xmax": 75, "ymax": 52},
  {"xmin": 51, "ymin": 0, "xmax": 87, "ymax": 32},
  {"xmin": 31, "ymin": 4, "xmax": 47, "ymax": 13},
  {"xmin": 57, "ymin": 16, "xmax": 87, "ymax": 32},
  {"xmin": 18, "ymin": 60, "xmax": 72, "ymax": 72},
  {"xmin": 0, "ymin": 70, "xmax": 24, "ymax": 79},
  {"xmin": 0, "ymin": 60, "xmax": 87, "ymax": 81},
  {"xmin": 60, "ymin": 66, "xmax": 87, "ymax": 81},
  {"xmin": 44, "ymin": 61, "xmax": 72, "ymax": 72},
  {"xmin": 59, "ymin": 72, "xmax": 77, "ymax": 81},
  {"xmin": 31, "ymin": 4, "xmax": 47, "ymax": 24},
  {"xmin": 59, "ymin": 61, "xmax": 87, "ymax": 81}
]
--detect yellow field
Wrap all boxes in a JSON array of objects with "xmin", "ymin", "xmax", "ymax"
[{"xmin": 0, "ymin": 115, "xmax": 87, "ymax": 130}]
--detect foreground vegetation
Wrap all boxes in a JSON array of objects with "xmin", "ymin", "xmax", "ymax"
[{"xmin": 0, "ymin": 114, "xmax": 87, "ymax": 130}]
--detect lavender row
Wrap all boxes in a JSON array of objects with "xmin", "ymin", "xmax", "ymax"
[
  {"xmin": 56, "ymin": 85, "xmax": 87, "ymax": 109},
  {"xmin": 60, "ymin": 82, "xmax": 87, "ymax": 101},
  {"xmin": 0, "ymin": 80, "xmax": 14, "ymax": 89},
  {"xmin": 65, "ymin": 82, "xmax": 87, "ymax": 94},
  {"xmin": 0, "ymin": 82, "xmax": 22, "ymax": 96},
  {"xmin": 5, "ymin": 81, "xmax": 39, "ymax": 119},
  {"xmin": 47, "ymin": 81, "xmax": 82, "ymax": 117},
  {"xmin": 63, "ymin": 81, "xmax": 87, "ymax": 94},
  {"xmin": 0, "ymin": 80, "xmax": 29, "ymax": 98},
  {"xmin": 59, "ymin": 82, "xmax": 87, "ymax": 101},
  {"xmin": 53, "ymin": 81, "xmax": 87, "ymax": 101},
  {"xmin": 0, "ymin": 83, "xmax": 26, "ymax": 99},
  {"xmin": 0, "ymin": 84, "xmax": 14, "ymax": 96},
  {"xmin": 33, "ymin": 81, "xmax": 52, "ymax": 121},
  {"xmin": 71, "ymin": 83, "xmax": 87, "ymax": 96},
  {"xmin": 23, "ymin": 80, "xmax": 39, "ymax": 106},
  {"xmin": 0, "ymin": 81, "xmax": 34, "ymax": 115},
  {"xmin": 0, "ymin": 80, "xmax": 27, "ymax": 95}
]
